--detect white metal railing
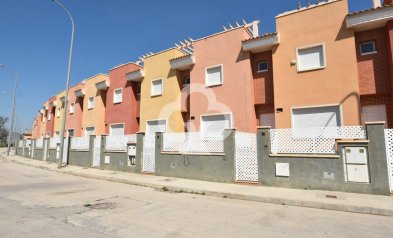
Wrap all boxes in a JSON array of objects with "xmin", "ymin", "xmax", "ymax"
[
  {"xmin": 384, "ymin": 129, "xmax": 393, "ymax": 193},
  {"xmin": 35, "ymin": 138, "xmax": 44, "ymax": 148},
  {"xmin": 270, "ymin": 126, "xmax": 367, "ymax": 154},
  {"xmin": 49, "ymin": 137, "xmax": 61, "ymax": 148},
  {"xmin": 163, "ymin": 132, "xmax": 224, "ymax": 154},
  {"xmin": 70, "ymin": 137, "xmax": 90, "ymax": 150},
  {"xmin": 105, "ymin": 134, "xmax": 136, "ymax": 151},
  {"xmin": 18, "ymin": 140, "xmax": 23, "ymax": 148}
]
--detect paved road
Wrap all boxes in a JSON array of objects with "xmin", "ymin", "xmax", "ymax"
[{"xmin": 0, "ymin": 158, "xmax": 392, "ymax": 238}]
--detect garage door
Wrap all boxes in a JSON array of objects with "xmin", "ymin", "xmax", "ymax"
[
  {"xmin": 201, "ymin": 114, "xmax": 231, "ymax": 134},
  {"xmin": 147, "ymin": 120, "xmax": 166, "ymax": 135},
  {"xmin": 292, "ymin": 106, "xmax": 341, "ymax": 128}
]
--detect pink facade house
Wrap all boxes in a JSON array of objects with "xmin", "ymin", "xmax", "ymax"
[
  {"xmin": 44, "ymin": 96, "xmax": 57, "ymax": 137},
  {"xmin": 170, "ymin": 22, "xmax": 261, "ymax": 133},
  {"xmin": 65, "ymin": 82, "xmax": 85, "ymax": 137},
  {"xmin": 105, "ymin": 63, "xmax": 142, "ymax": 135}
]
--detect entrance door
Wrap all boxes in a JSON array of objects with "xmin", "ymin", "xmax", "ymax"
[
  {"xmin": 92, "ymin": 136, "xmax": 101, "ymax": 167},
  {"xmin": 361, "ymin": 105, "xmax": 387, "ymax": 127}
]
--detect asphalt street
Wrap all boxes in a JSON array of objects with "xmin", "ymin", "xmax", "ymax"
[{"xmin": 0, "ymin": 158, "xmax": 392, "ymax": 238}]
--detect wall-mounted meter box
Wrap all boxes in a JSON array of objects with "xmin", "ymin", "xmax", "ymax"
[
  {"xmin": 343, "ymin": 147, "xmax": 369, "ymax": 183},
  {"xmin": 127, "ymin": 145, "xmax": 136, "ymax": 156}
]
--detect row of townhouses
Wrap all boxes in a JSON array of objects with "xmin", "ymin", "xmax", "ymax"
[
  {"xmin": 18, "ymin": 0, "xmax": 393, "ymax": 196},
  {"xmin": 31, "ymin": 0, "xmax": 393, "ymax": 138}
]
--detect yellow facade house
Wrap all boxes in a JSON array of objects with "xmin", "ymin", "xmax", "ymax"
[
  {"xmin": 82, "ymin": 74, "xmax": 109, "ymax": 136},
  {"xmin": 53, "ymin": 90, "xmax": 66, "ymax": 137},
  {"xmin": 139, "ymin": 48, "xmax": 186, "ymax": 134}
]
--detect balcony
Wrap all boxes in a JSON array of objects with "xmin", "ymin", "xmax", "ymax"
[
  {"xmin": 170, "ymin": 55, "xmax": 195, "ymax": 70},
  {"xmin": 126, "ymin": 69, "xmax": 144, "ymax": 82},
  {"xmin": 95, "ymin": 80, "xmax": 110, "ymax": 91},
  {"xmin": 74, "ymin": 89, "xmax": 85, "ymax": 98},
  {"xmin": 242, "ymin": 33, "xmax": 280, "ymax": 53}
]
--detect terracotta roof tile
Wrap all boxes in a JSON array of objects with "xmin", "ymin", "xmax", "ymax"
[
  {"xmin": 242, "ymin": 32, "xmax": 278, "ymax": 43},
  {"xmin": 348, "ymin": 3, "xmax": 393, "ymax": 16}
]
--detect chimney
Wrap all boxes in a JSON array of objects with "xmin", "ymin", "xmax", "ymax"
[
  {"xmin": 384, "ymin": 0, "xmax": 393, "ymax": 5},
  {"xmin": 373, "ymin": 0, "xmax": 382, "ymax": 8},
  {"xmin": 252, "ymin": 20, "xmax": 259, "ymax": 38}
]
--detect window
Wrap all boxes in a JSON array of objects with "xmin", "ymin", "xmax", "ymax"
[
  {"xmin": 146, "ymin": 120, "xmax": 166, "ymax": 135},
  {"xmin": 113, "ymin": 89, "xmax": 123, "ymax": 104},
  {"xmin": 205, "ymin": 65, "xmax": 223, "ymax": 87},
  {"xmin": 257, "ymin": 61, "xmax": 269, "ymax": 73},
  {"xmin": 361, "ymin": 105, "xmax": 387, "ymax": 127},
  {"xmin": 297, "ymin": 44, "xmax": 326, "ymax": 72},
  {"xmin": 292, "ymin": 106, "xmax": 341, "ymax": 128},
  {"xmin": 68, "ymin": 129, "xmax": 74, "ymax": 137},
  {"xmin": 56, "ymin": 108, "xmax": 61, "ymax": 118},
  {"xmin": 151, "ymin": 79, "xmax": 163, "ymax": 96},
  {"xmin": 201, "ymin": 114, "xmax": 231, "ymax": 135},
  {"xmin": 69, "ymin": 103, "xmax": 75, "ymax": 114},
  {"xmin": 85, "ymin": 127, "xmax": 95, "ymax": 136},
  {"xmin": 110, "ymin": 124, "xmax": 124, "ymax": 136},
  {"xmin": 183, "ymin": 76, "xmax": 190, "ymax": 87},
  {"xmin": 360, "ymin": 41, "xmax": 377, "ymax": 55},
  {"xmin": 48, "ymin": 112, "xmax": 52, "ymax": 121},
  {"xmin": 88, "ymin": 97, "xmax": 94, "ymax": 109},
  {"xmin": 55, "ymin": 131, "xmax": 60, "ymax": 138},
  {"xmin": 260, "ymin": 113, "xmax": 275, "ymax": 129}
]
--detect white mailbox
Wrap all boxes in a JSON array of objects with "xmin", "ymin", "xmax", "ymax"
[
  {"xmin": 127, "ymin": 145, "xmax": 136, "ymax": 156},
  {"xmin": 343, "ymin": 147, "xmax": 369, "ymax": 183}
]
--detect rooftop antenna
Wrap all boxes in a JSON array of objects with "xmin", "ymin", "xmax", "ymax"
[
  {"xmin": 298, "ymin": 1, "xmax": 302, "ymax": 9},
  {"xmin": 308, "ymin": 0, "xmax": 311, "ymax": 7}
]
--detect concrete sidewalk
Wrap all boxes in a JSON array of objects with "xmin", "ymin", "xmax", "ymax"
[{"xmin": 2, "ymin": 150, "xmax": 393, "ymax": 216}]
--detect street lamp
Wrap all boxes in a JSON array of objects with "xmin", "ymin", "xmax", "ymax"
[
  {"xmin": 0, "ymin": 64, "xmax": 18, "ymax": 156},
  {"xmin": 51, "ymin": 0, "xmax": 75, "ymax": 168}
]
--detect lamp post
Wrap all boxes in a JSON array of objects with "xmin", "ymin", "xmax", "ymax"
[
  {"xmin": 0, "ymin": 64, "xmax": 18, "ymax": 157},
  {"xmin": 51, "ymin": 0, "xmax": 75, "ymax": 168}
]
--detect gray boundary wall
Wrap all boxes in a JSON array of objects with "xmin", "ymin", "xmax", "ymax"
[
  {"xmin": 155, "ymin": 129, "xmax": 236, "ymax": 183},
  {"xmin": 68, "ymin": 135, "xmax": 94, "ymax": 167},
  {"xmin": 98, "ymin": 133, "xmax": 142, "ymax": 173},
  {"xmin": 257, "ymin": 123, "xmax": 391, "ymax": 195}
]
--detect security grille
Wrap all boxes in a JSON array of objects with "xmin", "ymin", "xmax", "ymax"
[
  {"xmin": 270, "ymin": 126, "xmax": 366, "ymax": 154},
  {"xmin": 384, "ymin": 129, "xmax": 393, "ymax": 193},
  {"xmin": 235, "ymin": 132, "xmax": 258, "ymax": 182},
  {"xmin": 70, "ymin": 137, "xmax": 90, "ymax": 150},
  {"xmin": 142, "ymin": 135, "xmax": 155, "ymax": 173},
  {"xmin": 35, "ymin": 138, "xmax": 44, "ymax": 148},
  {"xmin": 163, "ymin": 132, "xmax": 224, "ymax": 154},
  {"xmin": 105, "ymin": 134, "xmax": 136, "ymax": 151}
]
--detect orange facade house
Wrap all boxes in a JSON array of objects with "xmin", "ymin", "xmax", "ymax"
[
  {"xmin": 65, "ymin": 82, "xmax": 85, "ymax": 137},
  {"xmin": 105, "ymin": 63, "xmax": 142, "ymax": 135}
]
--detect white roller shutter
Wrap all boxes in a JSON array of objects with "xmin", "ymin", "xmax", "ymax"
[
  {"xmin": 201, "ymin": 114, "xmax": 231, "ymax": 134},
  {"xmin": 110, "ymin": 124, "xmax": 124, "ymax": 136},
  {"xmin": 292, "ymin": 106, "xmax": 341, "ymax": 128},
  {"xmin": 147, "ymin": 120, "xmax": 166, "ymax": 135},
  {"xmin": 298, "ymin": 45, "xmax": 325, "ymax": 71},
  {"xmin": 206, "ymin": 66, "xmax": 223, "ymax": 86},
  {"xmin": 151, "ymin": 80, "xmax": 163, "ymax": 96}
]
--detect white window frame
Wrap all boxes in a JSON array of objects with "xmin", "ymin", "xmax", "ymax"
[
  {"xmin": 113, "ymin": 88, "xmax": 123, "ymax": 104},
  {"xmin": 85, "ymin": 126, "xmax": 95, "ymax": 136},
  {"xmin": 88, "ymin": 96, "xmax": 94, "ymax": 109},
  {"xmin": 205, "ymin": 64, "xmax": 224, "ymax": 87},
  {"xmin": 360, "ymin": 41, "xmax": 377, "ymax": 56},
  {"xmin": 296, "ymin": 43, "xmax": 327, "ymax": 72},
  {"xmin": 109, "ymin": 123, "xmax": 125, "ymax": 136},
  {"xmin": 200, "ymin": 112, "xmax": 233, "ymax": 133},
  {"xmin": 151, "ymin": 78, "xmax": 163, "ymax": 97},
  {"xmin": 257, "ymin": 61, "xmax": 269, "ymax": 73},
  {"xmin": 290, "ymin": 104, "xmax": 343, "ymax": 128},
  {"xmin": 69, "ymin": 102, "xmax": 75, "ymax": 114},
  {"xmin": 56, "ymin": 108, "xmax": 61, "ymax": 118},
  {"xmin": 146, "ymin": 119, "xmax": 167, "ymax": 135},
  {"xmin": 48, "ymin": 112, "xmax": 52, "ymax": 121}
]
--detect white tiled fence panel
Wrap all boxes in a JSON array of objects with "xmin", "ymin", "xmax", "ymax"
[
  {"xmin": 142, "ymin": 135, "xmax": 156, "ymax": 173},
  {"xmin": 49, "ymin": 137, "xmax": 61, "ymax": 148},
  {"xmin": 270, "ymin": 126, "xmax": 366, "ymax": 154},
  {"xmin": 235, "ymin": 132, "xmax": 258, "ymax": 182},
  {"xmin": 18, "ymin": 140, "xmax": 23, "ymax": 148},
  {"xmin": 105, "ymin": 134, "xmax": 136, "ymax": 151},
  {"xmin": 70, "ymin": 137, "xmax": 90, "ymax": 150},
  {"xmin": 384, "ymin": 129, "xmax": 393, "ymax": 193},
  {"xmin": 35, "ymin": 138, "xmax": 44, "ymax": 148},
  {"xmin": 163, "ymin": 132, "xmax": 224, "ymax": 154}
]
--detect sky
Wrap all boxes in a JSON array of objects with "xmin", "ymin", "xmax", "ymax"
[{"xmin": 0, "ymin": 0, "xmax": 373, "ymax": 133}]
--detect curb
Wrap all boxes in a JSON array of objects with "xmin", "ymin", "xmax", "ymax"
[{"xmin": 3, "ymin": 156, "xmax": 393, "ymax": 217}]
